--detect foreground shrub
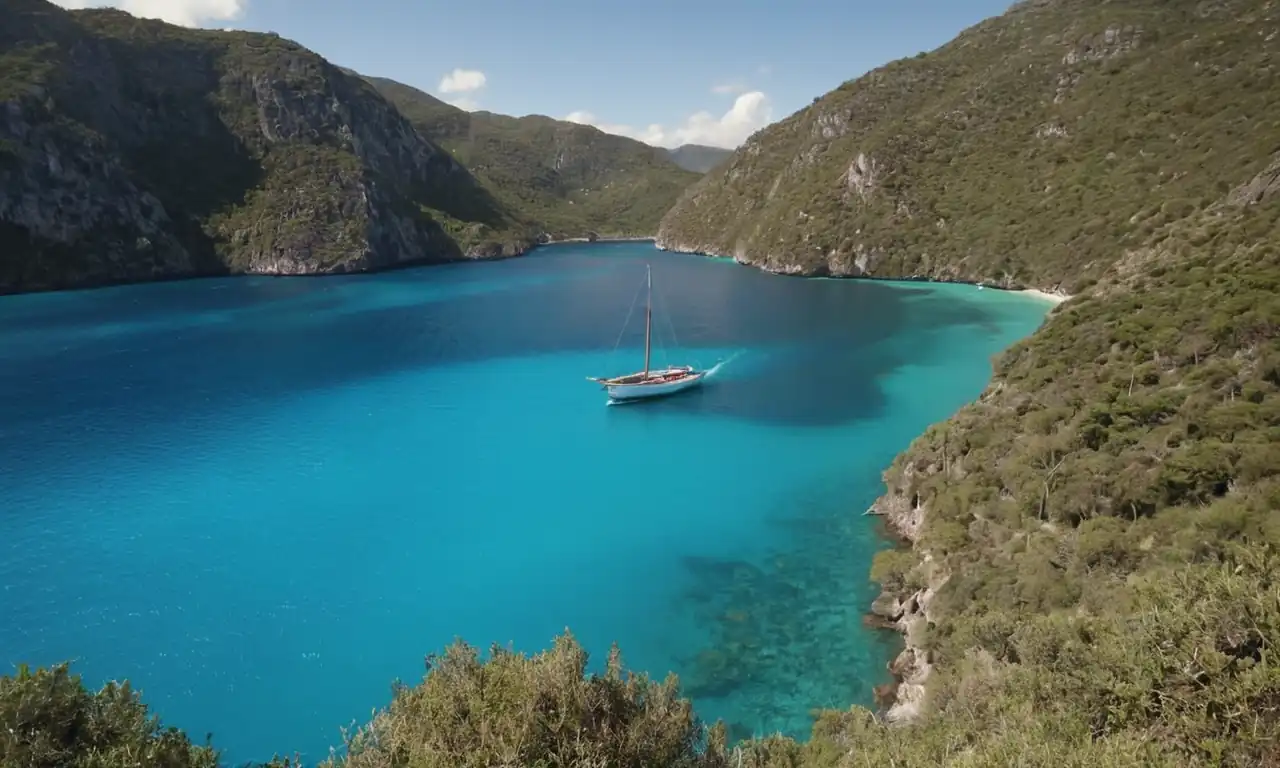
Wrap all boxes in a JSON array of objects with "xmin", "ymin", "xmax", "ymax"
[
  {"xmin": 0, "ymin": 663, "xmax": 219, "ymax": 768},
  {"xmin": 325, "ymin": 631, "xmax": 729, "ymax": 768}
]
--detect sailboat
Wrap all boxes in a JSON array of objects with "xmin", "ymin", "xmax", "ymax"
[{"xmin": 587, "ymin": 264, "xmax": 707, "ymax": 403}]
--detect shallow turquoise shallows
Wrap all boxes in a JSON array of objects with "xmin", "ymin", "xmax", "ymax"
[{"xmin": 0, "ymin": 243, "xmax": 1051, "ymax": 765}]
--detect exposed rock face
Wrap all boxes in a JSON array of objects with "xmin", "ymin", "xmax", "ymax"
[
  {"xmin": 1228, "ymin": 155, "xmax": 1280, "ymax": 207},
  {"xmin": 841, "ymin": 152, "xmax": 879, "ymax": 202},
  {"xmin": 866, "ymin": 459, "xmax": 942, "ymax": 725},
  {"xmin": 0, "ymin": 0, "xmax": 531, "ymax": 294},
  {"xmin": 657, "ymin": 0, "xmax": 1280, "ymax": 294},
  {"xmin": 0, "ymin": 98, "xmax": 196, "ymax": 289}
]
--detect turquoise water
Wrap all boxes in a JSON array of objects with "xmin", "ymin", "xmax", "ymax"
[{"xmin": 0, "ymin": 242, "xmax": 1049, "ymax": 765}]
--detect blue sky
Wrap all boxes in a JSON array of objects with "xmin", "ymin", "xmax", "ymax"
[{"xmin": 55, "ymin": 0, "xmax": 1015, "ymax": 148}]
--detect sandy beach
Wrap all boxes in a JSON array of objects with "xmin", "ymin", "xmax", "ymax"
[{"xmin": 1012, "ymin": 287, "xmax": 1072, "ymax": 305}]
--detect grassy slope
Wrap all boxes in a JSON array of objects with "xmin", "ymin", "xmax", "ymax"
[
  {"xmin": 657, "ymin": 0, "xmax": 1280, "ymax": 294},
  {"xmin": 360, "ymin": 74, "xmax": 701, "ymax": 238}
]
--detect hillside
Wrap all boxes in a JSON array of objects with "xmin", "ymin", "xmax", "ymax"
[
  {"xmin": 667, "ymin": 143, "xmax": 733, "ymax": 173},
  {"xmin": 658, "ymin": 0, "xmax": 1280, "ymax": 295},
  {"xmin": 0, "ymin": 0, "xmax": 534, "ymax": 294},
  {"xmin": 359, "ymin": 74, "xmax": 700, "ymax": 239}
]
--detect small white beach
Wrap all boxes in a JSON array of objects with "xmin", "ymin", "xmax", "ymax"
[{"xmin": 1012, "ymin": 287, "xmax": 1072, "ymax": 305}]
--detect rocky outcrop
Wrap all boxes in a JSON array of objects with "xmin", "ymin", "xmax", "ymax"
[
  {"xmin": 866, "ymin": 468, "xmax": 945, "ymax": 725},
  {"xmin": 0, "ymin": 0, "xmax": 533, "ymax": 294},
  {"xmin": 0, "ymin": 98, "xmax": 198, "ymax": 290},
  {"xmin": 1228, "ymin": 154, "xmax": 1280, "ymax": 208}
]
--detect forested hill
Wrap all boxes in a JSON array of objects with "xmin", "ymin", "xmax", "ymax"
[
  {"xmin": 0, "ymin": 0, "xmax": 539, "ymax": 294},
  {"xmin": 667, "ymin": 143, "xmax": 733, "ymax": 173},
  {"xmin": 359, "ymin": 74, "xmax": 701, "ymax": 240},
  {"xmin": 657, "ymin": 0, "xmax": 1280, "ymax": 296}
]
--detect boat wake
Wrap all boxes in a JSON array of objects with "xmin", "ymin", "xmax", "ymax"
[{"xmin": 704, "ymin": 350, "xmax": 744, "ymax": 379}]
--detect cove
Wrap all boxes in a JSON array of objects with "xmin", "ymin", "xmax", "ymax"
[{"xmin": 0, "ymin": 242, "xmax": 1051, "ymax": 765}]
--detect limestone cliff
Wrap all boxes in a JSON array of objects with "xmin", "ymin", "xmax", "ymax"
[
  {"xmin": 657, "ymin": 0, "xmax": 1280, "ymax": 294},
  {"xmin": 0, "ymin": 0, "xmax": 531, "ymax": 294}
]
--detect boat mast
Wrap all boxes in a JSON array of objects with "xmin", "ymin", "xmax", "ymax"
[{"xmin": 643, "ymin": 264, "xmax": 652, "ymax": 377}]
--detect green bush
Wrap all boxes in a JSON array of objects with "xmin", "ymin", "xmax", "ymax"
[
  {"xmin": 0, "ymin": 663, "xmax": 218, "ymax": 768},
  {"xmin": 326, "ymin": 633, "xmax": 729, "ymax": 768}
]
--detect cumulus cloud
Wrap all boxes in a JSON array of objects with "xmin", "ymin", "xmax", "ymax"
[
  {"xmin": 564, "ymin": 91, "xmax": 773, "ymax": 150},
  {"xmin": 436, "ymin": 68, "xmax": 487, "ymax": 111},
  {"xmin": 438, "ymin": 68, "xmax": 487, "ymax": 94},
  {"xmin": 51, "ymin": 0, "xmax": 244, "ymax": 26}
]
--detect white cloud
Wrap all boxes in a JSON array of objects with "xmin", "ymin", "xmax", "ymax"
[
  {"xmin": 564, "ymin": 91, "xmax": 773, "ymax": 150},
  {"xmin": 51, "ymin": 0, "xmax": 244, "ymax": 26},
  {"xmin": 711, "ymin": 81, "xmax": 746, "ymax": 95},
  {"xmin": 438, "ymin": 68, "xmax": 487, "ymax": 94},
  {"xmin": 436, "ymin": 68, "xmax": 487, "ymax": 111}
]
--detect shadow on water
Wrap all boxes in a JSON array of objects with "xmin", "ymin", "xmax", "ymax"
[{"xmin": 0, "ymin": 246, "xmax": 998, "ymax": 463}]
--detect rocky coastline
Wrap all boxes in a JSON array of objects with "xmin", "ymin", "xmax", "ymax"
[
  {"xmin": 0, "ymin": 236, "xmax": 540, "ymax": 298},
  {"xmin": 535, "ymin": 234, "xmax": 655, "ymax": 246},
  {"xmin": 863, "ymin": 473, "xmax": 940, "ymax": 725},
  {"xmin": 654, "ymin": 237, "xmax": 1072, "ymax": 304},
  {"xmin": 654, "ymin": 233, "xmax": 1065, "ymax": 725}
]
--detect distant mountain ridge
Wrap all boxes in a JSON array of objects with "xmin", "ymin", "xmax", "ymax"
[
  {"xmin": 666, "ymin": 143, "xmax": 733, "ymax": 173},
  {"xmin": 356, "ymin": 74, "xmax": 700, "ymax": 240}
]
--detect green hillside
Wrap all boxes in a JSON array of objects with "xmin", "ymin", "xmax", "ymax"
[
  {"xmin": 0, "ymin": 0, "xmax": 532, "ymax": 294},
  {"xmin": 360, "ymin": 74, "xmax": 700, "ymax": 239},
  {"xmin": 667, "ymin": 143, "xmax": 734, "ymax": 173},
  {"xmin": 658, "ymin": 0, "xmax": 1280, "ymax": 296}
]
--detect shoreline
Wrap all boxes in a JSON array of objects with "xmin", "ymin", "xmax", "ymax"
[
  {"xmin": 1011, "ymin": 286, "xmax": 1071, "ymax": 305},
  {"xmin": 654, "ymin": 239, "xmax": 1074, "ymax": 307},
  {"xmin": 653, "ymin": 237, "xmax": 1062, "ymax": 726},
  {"xmin": 0, "ymin": 234, "xmax": 655, "ymax": 298},
  {"xmin": 536, "ymin": 235, "xmax": 655, "ymax": 246}
]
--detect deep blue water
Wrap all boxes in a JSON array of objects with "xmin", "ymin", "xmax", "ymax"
[{"xmin": 0, "ymin": 242, "xmax": 1050, "ymax": 765}]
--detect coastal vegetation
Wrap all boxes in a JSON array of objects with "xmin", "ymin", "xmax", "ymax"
[{"xmin": 2, "ymin": 0, "xmax": 1279, "ymax": 767}]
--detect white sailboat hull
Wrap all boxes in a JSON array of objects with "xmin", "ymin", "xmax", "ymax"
[
  {"xmin": 605, "ymin": 368, "xmax": 706, "ymax": 402},
  {"xmin": 590, "ymin": 264, "xmax": 705, "ymax": 404}
]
